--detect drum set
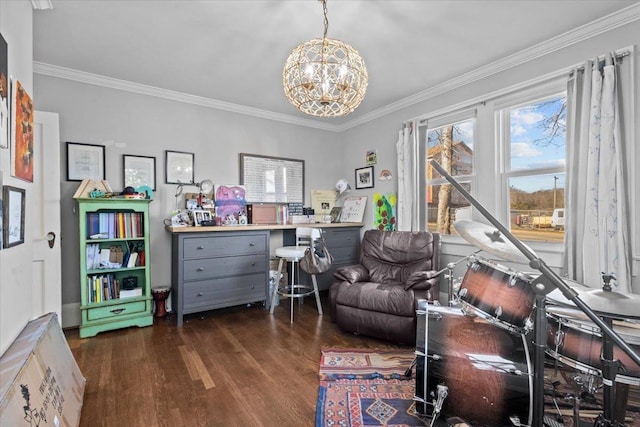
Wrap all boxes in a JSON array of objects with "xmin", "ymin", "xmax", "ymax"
[{"xmin": 413, "ymin": 220, "xmax": 640, "ymax": 427}]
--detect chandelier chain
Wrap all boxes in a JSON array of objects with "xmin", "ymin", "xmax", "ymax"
[{"xmin": 321, "ymin": 0, "xmax": 328, "ymax": 39}]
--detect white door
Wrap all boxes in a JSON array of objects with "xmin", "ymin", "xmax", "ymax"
[{"xmin": 31, "ymin": 111, "xmax": 62, "ymax": 322}]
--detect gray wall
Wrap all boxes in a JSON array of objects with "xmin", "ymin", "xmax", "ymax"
[
  {"xmin": 34, "ymin": 76, "xmax": 342, "ymax": 322},
  {"xmin": 34, "ymin": 17, "xmax": 640, "ymax": 325},
  {"xmin": 338, "ymin": 19, "xmax": 640, "ymax": 294}
]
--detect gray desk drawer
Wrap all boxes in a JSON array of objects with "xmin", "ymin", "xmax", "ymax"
[
  {"xmin": 328, "ymin": 246, "xmax": 359, "ymax": 263},
  {"xmin": 183, "ymin": 273, "xmax": 267, "ymax": 311},
  {"xmin": 183, "ymin": 254, "xmax": 266, "ymax": 281},
  {"xmin": 183, "ymin": 234, "xmax": 267, "ymax": 258},
  {"xmin": 323, "ymin": 228, "xmax": 360, "ymax": 248}
]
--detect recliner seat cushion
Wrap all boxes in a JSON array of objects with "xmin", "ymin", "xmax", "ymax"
[{"xmin": 333, "ymin": 281, "xmax": 416, "ymax": 317}]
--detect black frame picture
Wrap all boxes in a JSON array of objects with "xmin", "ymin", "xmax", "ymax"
[
  {"xmin": 2, "ymin": 185, "xmax": 25, "ymax": 248},
  {"xmin": 66, "ymin": 142, "xmax": 106, "ymax": 181},
  {"xmin": 123, "ymin": 154, "xmax": 156, "ymax": 190},
  {"xmin": 165, "ymin": 150, "xmax": 194, "ymax": 184},
  {"xmin": 355, "ymin": 166, "xmax": 374, "ymax": 189}
]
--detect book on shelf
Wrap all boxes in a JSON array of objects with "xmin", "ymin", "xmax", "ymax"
[
  {"xmin": 127, "ymin": 252, "xmax": 138, "ymax": 268},
  {"xmin": 119, "ymin": 288, "xmax": 142, "ymax": 298},
  {"xmin": 86, "ymin": 211, "xmax": 144, "ymax": 239},
  {"xmin": 87, "ymin": 274, "xmax": 120, "ymax": 303}
]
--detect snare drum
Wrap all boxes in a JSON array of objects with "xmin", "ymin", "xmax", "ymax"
[
  {"xmin": 457, "ymin": 257, "xmax": 536, "ymax": 334},
  {"xmin": 546, "ymin": 306, "xmax": 640, "ymax": 385},
  {"xmin": 415, "ymin": 303, "xmax": 532, "ymax": 426}
]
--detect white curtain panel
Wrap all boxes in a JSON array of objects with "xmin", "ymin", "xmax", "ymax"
[
  {"xmin": 396, "ymin": 123, "xmax": 420, "ymax": 231},
  {"xmin": 564, "ymin": 54, "xmax": 632, "ymax": 292}
]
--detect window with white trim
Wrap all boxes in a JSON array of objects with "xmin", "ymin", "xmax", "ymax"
[{"xmin": 497, "ymin": 88, "xmax": 567, "ymax": 243}]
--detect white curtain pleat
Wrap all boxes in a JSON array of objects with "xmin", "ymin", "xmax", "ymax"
[
  {"xmin": 564, "ymin": 54, "xmax": 632, "ymax": 292},
  {"xmin": 396, "ymin": 124, "xmax": 419, "ymax": 231}
]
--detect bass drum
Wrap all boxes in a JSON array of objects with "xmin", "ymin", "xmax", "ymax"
[{"xmin": 415, "ymin": 303, "xmax": 532, "ymax": 426}]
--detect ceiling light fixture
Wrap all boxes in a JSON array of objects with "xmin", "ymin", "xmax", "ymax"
[{"xmin": 283, "ymin": 0, "xmax": 368, "ymax": 118}]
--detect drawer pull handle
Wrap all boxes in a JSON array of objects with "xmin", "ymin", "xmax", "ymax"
[
  {"xmin": 110, "ymin": 308, "xmax": 125, "ymax": 314},
  {"xmin": 197, "ymin": 267, "xmax": 205, "ymax": 272},
  {"xmin": 249, "ymin": 242, "xmax": 255, "ymax": 246},
  {"xmin": 250, "ymin": 285, "xmax": 255, "ymax": 289},
  {"xmin": 197, "ymin": 292, "xmax": 204, "ymax": 297},
  {"xmin": 251, "ymin": 262, "xmax": 256, "ymax": 266},
  {"xmin": 197, "ymin": 246, "xmax": 204, "ymax": 250}
]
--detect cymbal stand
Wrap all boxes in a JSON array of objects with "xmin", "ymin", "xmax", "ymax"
[{"xmin": 594, "ymin": 273, "xmax": 625, "ymax": 427}]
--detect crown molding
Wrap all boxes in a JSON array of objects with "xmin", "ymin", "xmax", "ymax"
[
  {"xmin": 33, "ymin": 62, "xmax": 341, "ymax": 132},
  {"xmin": 34, "ymin": 3, "xmax": 640, "ymax": 134},
  {"xmin": 31, "ymin": 0, "xmax": 53, "ymax": 10},
  {"xmin": 337, "ymin": 3, "xmax": 640, "ymax": 132}
]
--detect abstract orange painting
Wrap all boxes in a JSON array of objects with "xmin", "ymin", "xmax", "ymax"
[{"xmin": 12, "ymin": 80, "xmax": 33, "ymax": 182}]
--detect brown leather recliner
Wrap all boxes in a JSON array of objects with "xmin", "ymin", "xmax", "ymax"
[{"xmin": 329, "ymin": 230, "xmax": 440, "ymax": 344}]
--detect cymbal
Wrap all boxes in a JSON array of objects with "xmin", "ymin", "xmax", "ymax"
[
  {"xmin": 547, "ymin": 283, "xmax": 640, "ymax": 319},
  {"xmin": 453, "ymin": 220, "xmax": 535, "ymax": 263}
]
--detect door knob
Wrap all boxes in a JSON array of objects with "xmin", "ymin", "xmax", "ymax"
[{"xmin": 47, "ymin": 232, "xmax": 56, "ymax": 248}]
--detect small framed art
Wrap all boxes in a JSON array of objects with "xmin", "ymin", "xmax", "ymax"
[
  {"xmin": 3, "ymin": 185, "xmax": 25, "ymax": 248},
  {"xmin": 165, "ymin": 150, "xmax": 194, "ymax": 184},
  {"xmin": 355, "ymin": 166, "xmax": 374, "ymax": 189},
  {"xmin": 66, "ymin": 142, "xmax": 105, "ymax": 181},
  {"xmin": 123, "ymin": 154, "xmax": 156, "ymax": 190}
]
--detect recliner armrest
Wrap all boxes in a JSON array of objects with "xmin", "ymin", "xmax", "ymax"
[
  {"xmin": 404, "ymin": 270, "xmax": 438, "ymax": 290},
  {"xmin": 334, "ymin": 264, "xmax": 370, "ymax": 284}
]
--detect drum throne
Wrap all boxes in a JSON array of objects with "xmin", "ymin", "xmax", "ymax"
[{"xmin": 329, "ymin": 230, "xmax": 440, "ymax": 344}]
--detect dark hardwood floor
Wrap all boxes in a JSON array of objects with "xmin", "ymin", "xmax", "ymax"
[{"xmin": 64, "ymin": 293, "xmax": 412, "ymax": 427}]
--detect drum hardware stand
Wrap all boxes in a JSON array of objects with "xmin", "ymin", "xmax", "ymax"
[
  {"xmin": 431, "ymin": 250, "xmax": 481, "ymax": 307},
  {"xmin": 593, "ymin": 272, "xmax": 627, "ymax": 427},
  {"xmin": 428, "ymin": 384, "xmax": 449, "ymax": 427},
  {"xmin": 429, "ymin": 159, "xmax": 640, "ymax": 427}
]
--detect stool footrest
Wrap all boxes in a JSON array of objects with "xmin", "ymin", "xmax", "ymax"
[{"xmin": 277, "ymin": 284, "xmax": 315, "ymax": 298}]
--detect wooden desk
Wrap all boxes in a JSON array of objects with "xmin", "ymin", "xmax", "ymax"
[{"xmin": 166, "ymin": 223, "xmax": 363, "ymax": 326}]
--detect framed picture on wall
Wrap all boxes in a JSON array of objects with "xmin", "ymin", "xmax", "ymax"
[
  {"xmin": 123, "ymin": 154, "xmax": 156, "ymax": 190},
  {"xmin": 3, "ymin": 185, "xmax": 25, "ymax": 248},
  {"xmin": 355, "ymin": 166, "xmax": 374, "ymax": 189},
  {"xmin": 66, "ymin": 142, "xmax": 105, "ymax": 181},
  {"xmin": 165, "ymin": 150, "xmax": 194, "ymax": 184}
]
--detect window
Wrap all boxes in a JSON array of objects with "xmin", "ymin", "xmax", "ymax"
[
  {"xmin": 420, "ymin": 113, "xmax": 475, "ymax": 234},
  {"xmin": 499, "ymin": 92, "xmax": 566, "ymax": 242},
  {"xmin": 418, "ymin": 80, "xmax": 567, "ymax": 244}
]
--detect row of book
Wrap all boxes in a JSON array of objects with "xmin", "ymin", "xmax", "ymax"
[
  {"xmin": 86, "ymin": 274, "xmax": 142, "ymax": 303},
  {"xmin": 86, "ymin": 212, "xmax": 144, "ymax": 239}
]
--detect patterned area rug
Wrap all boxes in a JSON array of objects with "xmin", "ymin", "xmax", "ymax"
[
  {"xmin": 316, "ymin": 349, "xmax": 427, "ymax": 427},
  {"xmin": 315, "ymin": 348, "xmax": 640, "ymax": 427}
]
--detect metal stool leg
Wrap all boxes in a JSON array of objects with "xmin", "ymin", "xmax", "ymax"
[{"xmin": 290, "ymin": 260, "xmax": 295, "ymax": 323}]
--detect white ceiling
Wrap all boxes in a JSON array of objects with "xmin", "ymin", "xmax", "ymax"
[{"xmin": 33, "ymin": 1, "xmax": 639, "ymax": 128}]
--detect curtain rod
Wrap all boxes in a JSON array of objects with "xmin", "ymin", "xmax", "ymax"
[{"xmin": 572, "ymin": 49, "xmax": 630, "ymax": 72}]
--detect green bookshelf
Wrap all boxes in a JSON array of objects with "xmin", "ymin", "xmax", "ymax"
[{"xmin": 78, "ymin": 198, "xmax": 153, "ymax": 338}]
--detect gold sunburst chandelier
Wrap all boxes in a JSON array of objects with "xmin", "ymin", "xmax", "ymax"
[{"xmin": 283, "ymin": 0, "xmax": 368, "ymax": 118}]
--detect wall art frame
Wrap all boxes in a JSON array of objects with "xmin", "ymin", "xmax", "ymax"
[
  {"xmin": 165, "ymin": 150, "xmax": 194, "ymax": 184},
  {"xmin": 66, "ymin": 141, "xmax": 105, "ymax": 181},
  {"xmin": 355, "ymin": 166, "xmax": 374, "ymax": 189},
  {"xmin": 123, "ymin": 154, "xmax": 156, "ymax": 190},
  {"xmin": 2, "ymin": 185, "xmax": 25, "ymax": 248},
  {"xmin": 0, "ymin": 33, "xmax": 8, "ymax": 150}
]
